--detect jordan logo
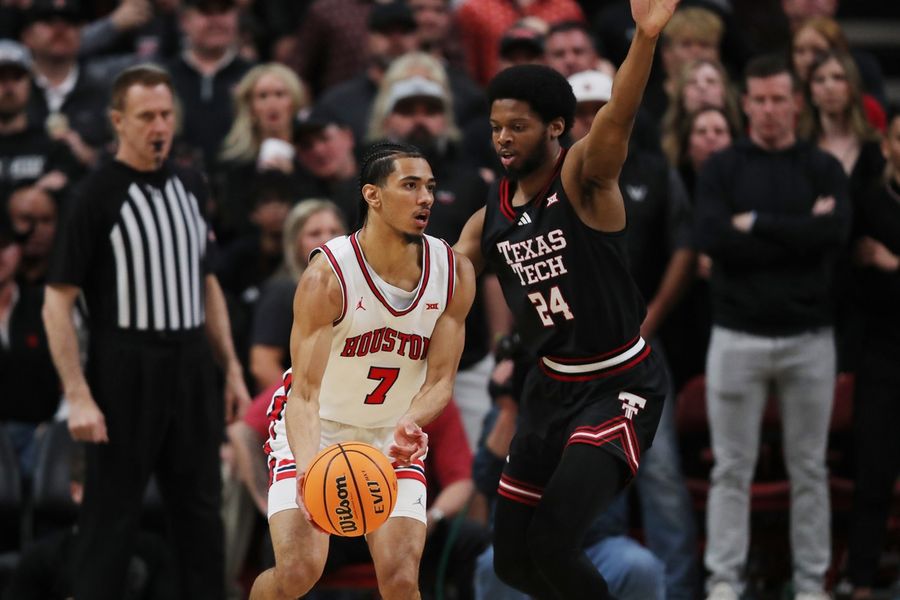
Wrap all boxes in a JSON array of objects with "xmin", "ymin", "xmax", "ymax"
[
  {"xmin": 413, "ymin": 495, "xmax": 425, "ymax": 507},
  {"xmin": 356, "ymin": 298, "xmax": 366, "ymax": 311},
  {"xmin": 619, "ymin": 391, "xmax": 646, "ymax": 420},
  {"xmin": 426, "ymin": 302, "xmax": 439, "ymax": 310},
  {"xmin": 546, "ymin": 192, "xmax": 559, "ymax": 206}
]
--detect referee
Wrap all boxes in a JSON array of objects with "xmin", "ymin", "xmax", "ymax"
[{"xmin": 42, "ymin": 65, "xmax": 251, "ymax": 600}]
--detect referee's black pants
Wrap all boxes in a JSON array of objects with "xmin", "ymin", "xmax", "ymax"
[{"xmin": 73, "ymin": 330, "xmax": 224, "ymax": 600}]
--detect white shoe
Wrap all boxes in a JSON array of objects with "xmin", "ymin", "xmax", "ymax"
[
  {"xmin": 795, "ymin": 592, "xmax": 831, "ymax": 600},
  {"xmin": 706, "ymin": 582, "xmax": 739, "ymax": 600}
]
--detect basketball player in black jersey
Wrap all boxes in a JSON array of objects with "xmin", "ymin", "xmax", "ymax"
[{"xmin": 453, "ymin": 0, "xmax": 679, "ymax": 598}]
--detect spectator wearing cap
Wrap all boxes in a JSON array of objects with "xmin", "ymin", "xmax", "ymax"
[
  {"xmin": 406, "ymin": 0, "xmax": 488, "ymax": 138},
  {"xmin": 0, "ymin": 40, "xmax": 82, "ymax": 205},
  {"xmin": 20, "ymin": 0, "xmax": 110, "ymax": 167},
  {"xmin": 369, "ymin": 57, "xmax": 500, "ymax": 451},
  {"xmin": 0, "ymin": 198, "xmax": 61, "ymax": 485},
  {"xmin": 293, "ymin": 109, "xmax": 360, "ymax": 222},
  {"xmin": 567, "ymin": 70, "xmax": 613, "ymax": 141},
  {"xmin": 456, "ymin": 0, "xmax": 583, "ymax": 86},
  {"xmin": 165, "ymin": 0, "xmax": 254, "ymax": 170},
  {"xmin": 496, "ymin": 22, "xmax": 546, "ymax": 74},
  {"xmin": 312, "ymin": 1, "xmax": 420, "ymax": 147},
  {"xmin": 569, "ymin": 66, "xmax": 702, "ymax": 600}
]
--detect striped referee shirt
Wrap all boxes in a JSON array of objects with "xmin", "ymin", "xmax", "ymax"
[{"xmin": 48, "ymin": 159, "xmax": 212, "ymax": 333}]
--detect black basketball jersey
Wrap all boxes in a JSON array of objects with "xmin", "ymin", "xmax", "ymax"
[{"xmin": 482, "ymin": 149, "xmax": 647, "ymax": 361}]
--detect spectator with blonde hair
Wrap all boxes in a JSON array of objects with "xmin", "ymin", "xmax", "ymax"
[
  {"xmin": 644, "ymin": 6, "xmax": 724, "ymax": 119},
  {"xmin": 213, "ymin": 63, "xmax": 310, "ymax": 240},
  {"xmin": 219, "ymin": 63, "xmax": 309, "ymax": 165},
  {"xmin": 661, "ymin": 58, "xmax": 741, "ymax": 168}
]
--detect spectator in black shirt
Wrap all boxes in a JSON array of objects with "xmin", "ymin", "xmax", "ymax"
[
  {"xmin": 165, "ymin": 0, "xmax": 254, "ymax": 170},
  {"xmin": 7, "ymin": 185, "xmax": 57, "ymax": 285},
  {"xmin": 0, "ymin": 215, "xmax": 59, "ymax": 482},
  {"xmin": 247, "ymin": 198, "xmax": 346, "ymax": 391},
  {"xmin": 42, "ymin": 64, "xmax": 250, "ymax": 600},
  {"xmin": 0, "ymin": 40, "xmax": 81, "ymax": 205},
  {"xmin": 293, "ymin": 109, "xmax": 360, "ymax": 222},
  {"xmin": 694, "ymin": 55, "xmax": 849, "ymax": 600},
  {"xmin": 845, "ymin": 110, "xmax": 900, "ymax": 600},
  {"xmin": 20, "ymin": 0, "xmax": 110, "ymax": 168}
]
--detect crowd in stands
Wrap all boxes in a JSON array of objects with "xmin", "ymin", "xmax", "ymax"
[{"xmin": 0, "ymin": 0, "xmax": 898, "ymax": 598}]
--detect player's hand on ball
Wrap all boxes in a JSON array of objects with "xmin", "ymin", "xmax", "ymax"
[
  {"xmin": 296, "ymin": 471, "xmax": 329, "ymax": 535},
  {"xmin": 389, "ymin": 417, "xmax": 428, "ymax": 464}
]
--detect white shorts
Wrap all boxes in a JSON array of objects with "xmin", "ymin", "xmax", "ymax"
[{"xmin": 266, "ymin": 416, "xmax": 427, "ymax": 524}]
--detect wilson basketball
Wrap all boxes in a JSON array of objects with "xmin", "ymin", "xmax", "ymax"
[{"xmin": 302, "ymin": 442, "xmax": 398, "ymax": 537}]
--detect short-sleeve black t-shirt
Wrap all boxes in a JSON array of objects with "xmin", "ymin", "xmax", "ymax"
[{"xmin": 48, "ymin": 158, "xmax": 212, "ymax": 333}]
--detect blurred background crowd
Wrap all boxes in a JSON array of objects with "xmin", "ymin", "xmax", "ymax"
[{"xmin": 0, "ymin": 0, "xmax": 899, "ymax": 598}]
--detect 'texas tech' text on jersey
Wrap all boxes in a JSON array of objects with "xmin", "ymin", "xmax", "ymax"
[{"xmin": 482, "ymin": 149, "xmax": 648, "ymax": 373}]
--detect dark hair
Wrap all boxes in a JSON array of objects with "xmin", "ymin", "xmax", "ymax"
[
  {"xmin": 744, "ymin": 53, "xmax": 799, "ymax": 92},
  {"xmin": 546, "ymin": 20, "xmax": 599, "ymax": 53},
  {"xmin": 356, "ymin": 141, "xmax": 425, "ymax": 228},
  {"xmin": 487, "ymin": 64, "xmax": 576, "ymax": 136},
  {"xmin": 110, "ymin": 64, "xmax": 174, "ymax": 111}
]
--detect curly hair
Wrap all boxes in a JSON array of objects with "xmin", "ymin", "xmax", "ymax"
[{"xmin": 487, "ymin": 64, "xmax": 576, "ymax": 136}]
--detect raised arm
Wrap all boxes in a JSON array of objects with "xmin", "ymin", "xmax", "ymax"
[
  {"xmin": 562, "ymin": 0, "xmax": 678, "ymax": 228},
  {"xmin": 391, "ymin": 252, "xmax": 477, "ymax": 463},
  {"xmin": 285, "ymin": 254, "xmax": 343, "ymax": 480}
]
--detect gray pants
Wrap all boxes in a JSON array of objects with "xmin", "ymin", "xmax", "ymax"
[{"xmin": 704, "ymin": 326, "xmax": 835, "ymax": 595}]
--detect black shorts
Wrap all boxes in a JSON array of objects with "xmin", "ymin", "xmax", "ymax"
[{"xmin": 499, "ymin": 348, "xmax": 667, "ymax": 506}]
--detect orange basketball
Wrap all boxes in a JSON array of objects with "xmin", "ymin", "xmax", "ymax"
[{"xmin": 302, "ymin": 442, "xmax": 398, "ymax": 537}]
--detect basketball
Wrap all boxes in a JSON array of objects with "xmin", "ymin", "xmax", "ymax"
[{"xmin": 302, "ymin": 442, "xmax": 398, "ymax": 537}]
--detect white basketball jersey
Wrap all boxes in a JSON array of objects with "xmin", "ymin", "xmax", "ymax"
[{"xmin": 311, "ymin": 232, "xmax": 456, "ymax": 428}]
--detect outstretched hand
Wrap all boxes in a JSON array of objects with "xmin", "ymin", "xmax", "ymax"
[
  {"xmin": 631, "ymin": 0, "xmax": 680, "ymax": 37},
  {"xmin": 389, "ymin": 417, "xmax": 428, "ymax": 465}
]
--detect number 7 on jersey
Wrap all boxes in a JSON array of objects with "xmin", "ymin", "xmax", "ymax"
[{"xmin": 365, "ymin": 366, "xmax": 400, "ymax": 404}]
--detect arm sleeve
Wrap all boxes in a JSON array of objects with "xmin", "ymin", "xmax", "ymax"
[{"xmin": 46, "ymin": 180, "xmax": 104, "ymax": 287}]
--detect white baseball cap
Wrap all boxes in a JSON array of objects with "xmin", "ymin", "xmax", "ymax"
[
  {"xmin": 385, "ymin": 76, "xmax": 446, "ymax": 113},
  {"xmin": 568, "ymin": 70, "xmax": 613, "ymax": 104}
]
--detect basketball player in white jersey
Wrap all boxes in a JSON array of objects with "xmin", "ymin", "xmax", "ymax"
[{"xmin": 249, "ymin": 142, "xmax": 476, "ymax": 600}]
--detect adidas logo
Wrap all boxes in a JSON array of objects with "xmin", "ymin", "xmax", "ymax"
[
  {"xmin": 517, "ymin": 212, "xmax": 532, "ymax": 226},
  {"xmin": 625, "ymin": 184, "xmax": 648, "ymax": 202}
]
